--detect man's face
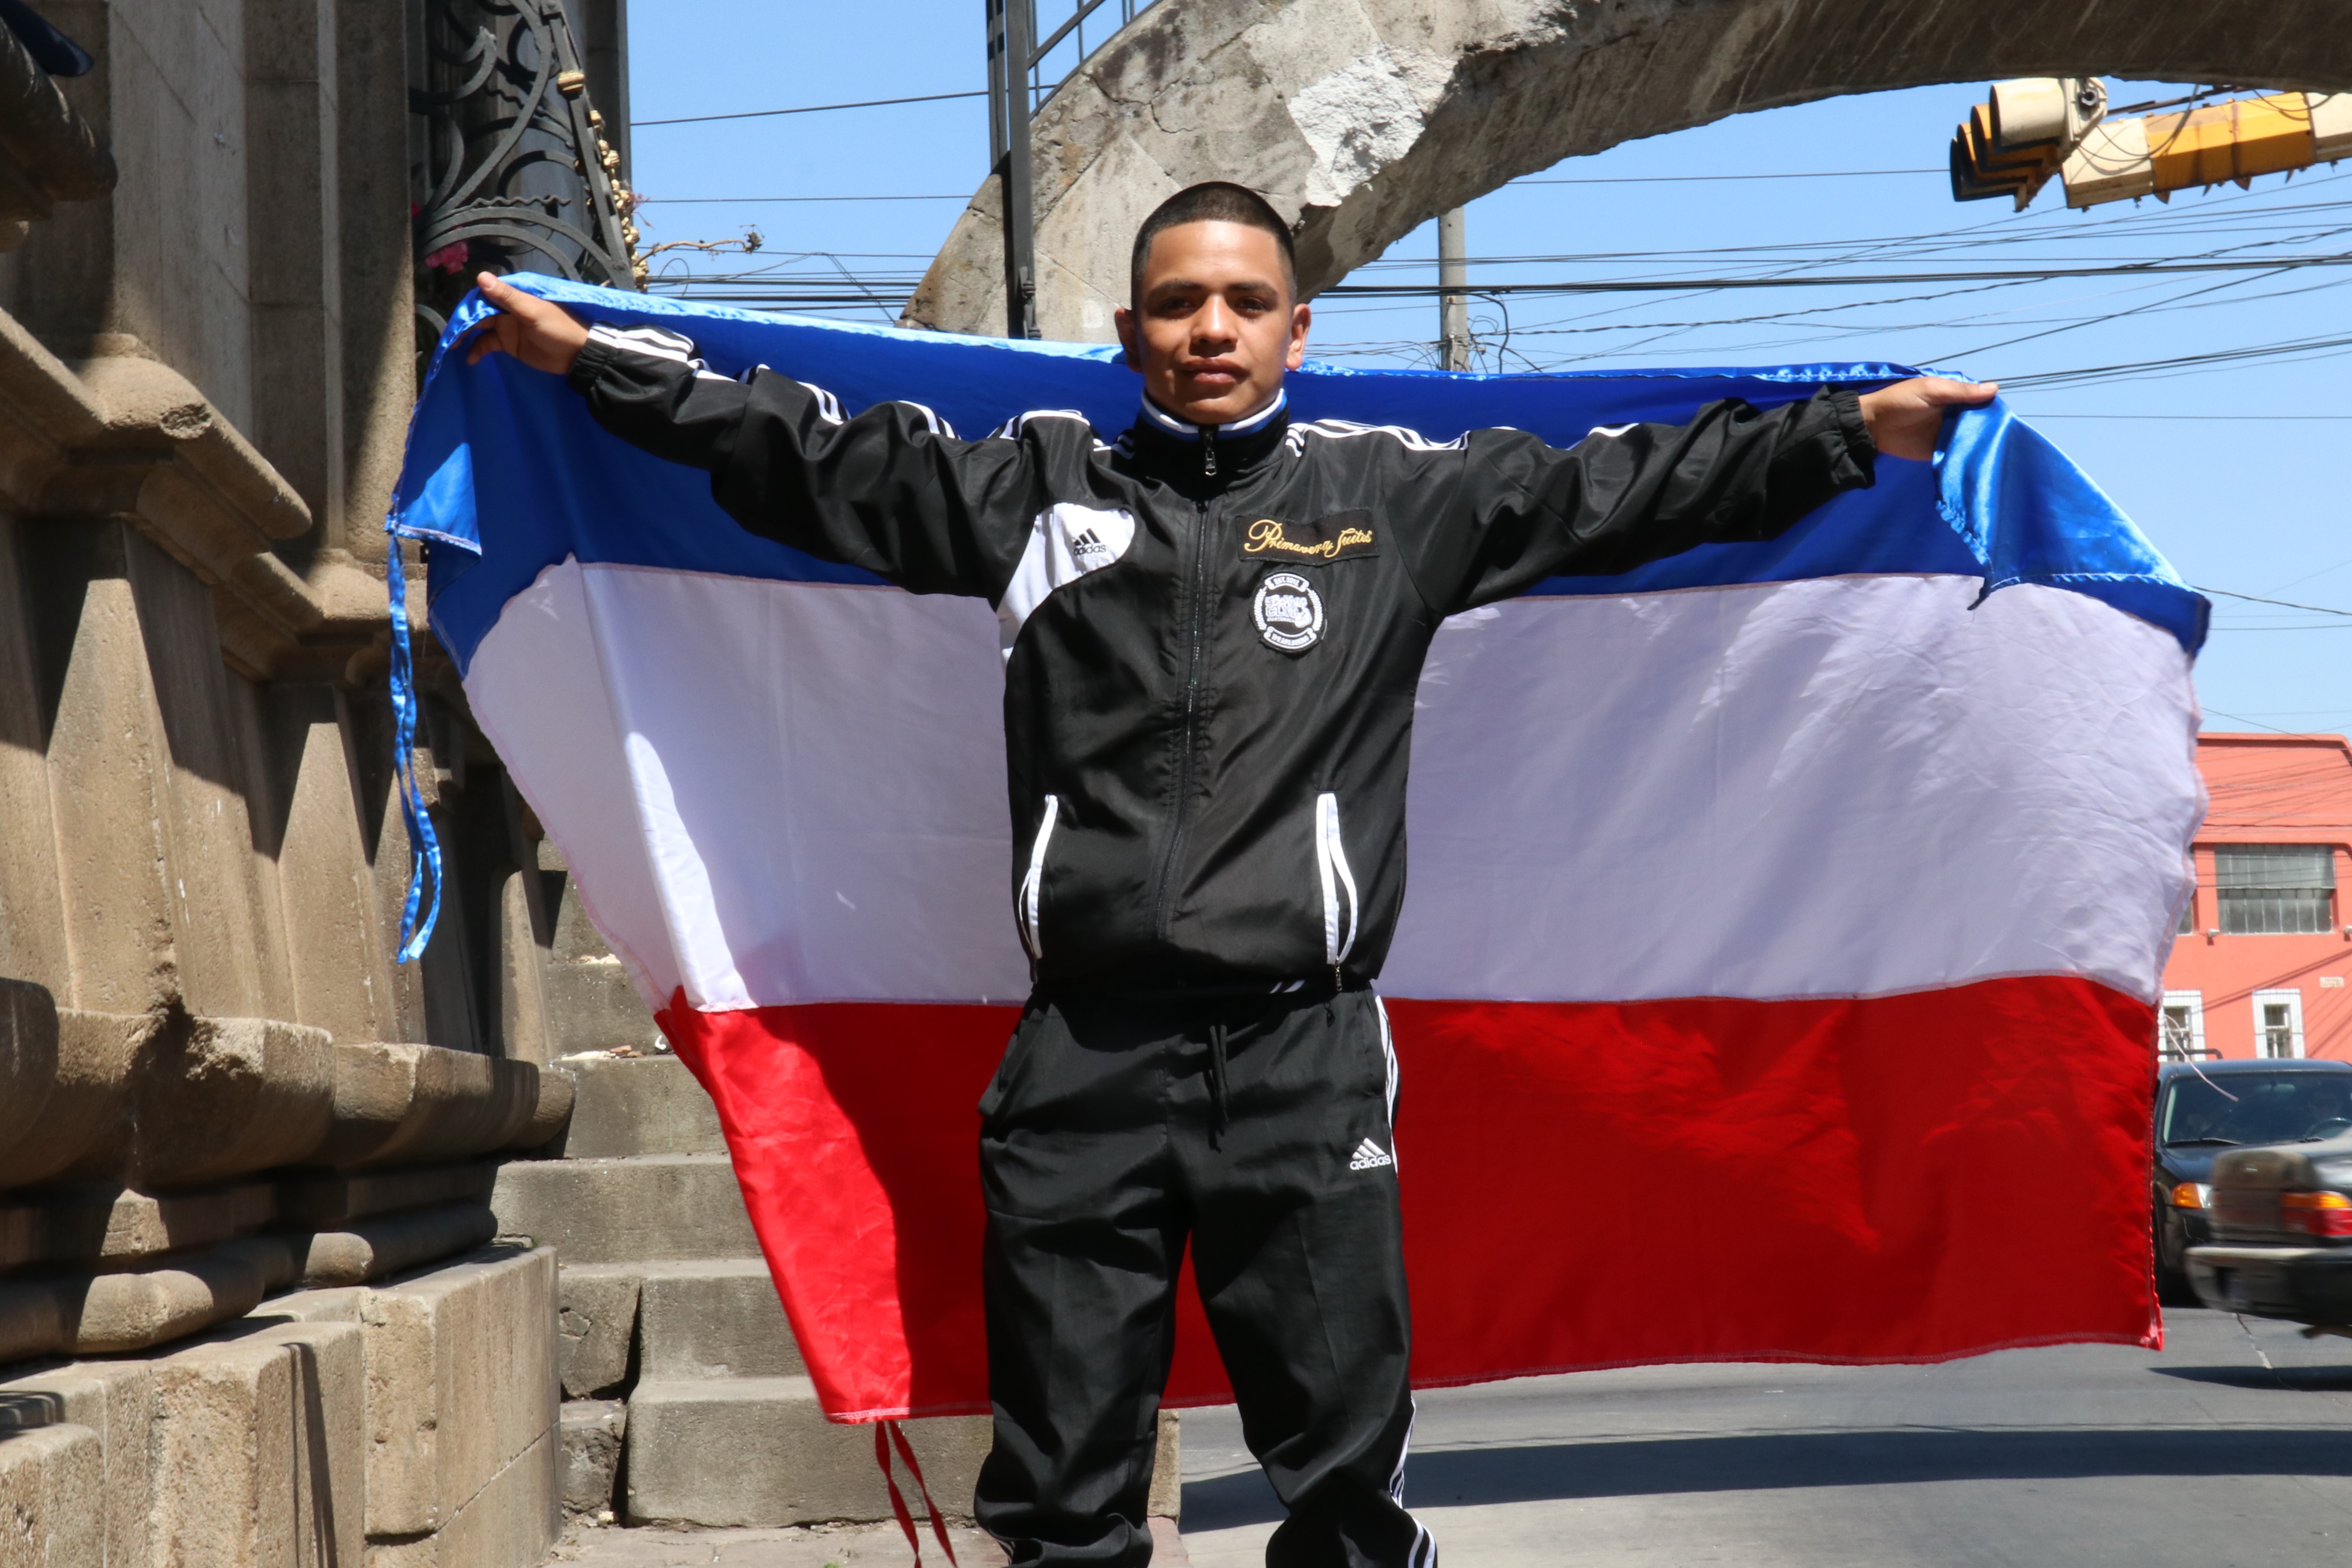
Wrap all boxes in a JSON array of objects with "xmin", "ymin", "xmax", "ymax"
[{"xmin": 1114, "ymin": 220, "xmax": 1311, "ymax": 427}]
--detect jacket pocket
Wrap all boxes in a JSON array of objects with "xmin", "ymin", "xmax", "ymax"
[
  {"xmin": 1017, "ymin": 794, "xmax": 1060, "ymax": 961},
  {"xmin": 1314, "ymin": 792, "xmax": 1360, "ymax": 971}
]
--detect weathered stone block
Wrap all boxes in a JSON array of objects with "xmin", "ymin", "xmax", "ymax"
[
  {"xmin": 278, "ymin": 1162, "xmax": 491, "ymax": 1227},
  {"xmin": 359, "ymin": 1243, "xmax": 557, "ymax": 1540},
  {"xmin": 542, "ymin": 957, "xmax": 663, "ymax": 1055},
  {"xmin": 515, "ymin": 1066, "xmax": 574, "ymax": 1151},
  {"xmin": 490, "ymin": 1154, "xmax": 756, "ymax": 1263},
  {"xmin": 68, "ymin": 1242, "xmax": 276, "ymax": 1352},
  {"xmin": 0, "ymin": 1007, "xmax": 137, "ymax": 1190},
  {"xmin": 1151, "ymin": 1409, "xmax": 1181, "ymax": 1520},
  {"xmin": 636, "ymin": 1257, "xmax": 802, "ymax": 1380},
  {"xmin": 0, "ymin": 977, "xmax": 59, "ymax": 1160},
  {"xmin": 557, "ymin": 1264, "xmax": 640, "ymax": 1398},
  {"xmin": 130, "ymin": 1012, "xmax": 337, "ymax": 1189},
  {"xmin": 250, "ymin": 1285, "xmax": 369, "ymax": 1324},
  {"xmin": 148, "ymin": 1317, "xmax": 365, "ymax": 1568},
  {"xmin": 93, "ymin": 1181, "xmax": 275, "ymax": 1260},
  {"xmin": 551, "ymin": 1053, "xmax": 723, "ymax": 1158},
  {"xmin": 318, "ymin": 1043, "xmax": 545, "ymax": 1171},
  {"xmin": 364, "ymin": 1430, "xmax": 558, "ymax": 1568},
  {"xmin": 300, "ymin": 1200, "xmax": 499, "ymax": 1286},
  {"xmin": 0, "ymin": 1277, "xmax": 64, "ymax": 1364},
  {"xmin": 560, "ymin": 1398, "xmax": 627, "ymax": 1515},
  {"xmin": 0, "ymin": 1359, "xmax": 156, "ymax": 1568},
  {"xmin": 0, "ymin": 1233, "xmax": 310, "ymax": 1362},
  {"xmin": 0, "ymin": 1421, "xmax": 103, "ymax": 1568},
  {"xmin": 625, "ymin": 1378, "xmax": 990, "ymax": 1526}
]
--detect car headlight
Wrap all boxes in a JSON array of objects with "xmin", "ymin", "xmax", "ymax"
[{"xmin": 2170, "ymin": 1182, "xmax": 2212, "ymax": 1210}]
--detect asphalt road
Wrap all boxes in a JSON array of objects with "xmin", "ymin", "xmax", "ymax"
[{"xmin": 1177, "ymin": 1307, "xmax": 2352, "ymax": 1567}]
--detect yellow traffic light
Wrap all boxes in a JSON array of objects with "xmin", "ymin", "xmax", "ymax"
[
  {"xmin": 1951, "ymin": 81, "xmax": 2352, "ymax": 211},
  {"xmin": 1950, "ymin": 79, "xmax": 2106, "ymax": 209}
]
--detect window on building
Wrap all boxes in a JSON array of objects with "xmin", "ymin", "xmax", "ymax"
[
  {"xmin": 2253, "ymin": 988, "xmax": 2306, "ymax": 1059},
  {"xmin": 2159, "ymin": 991, "xmax": 2207, "ymax": 1062},
  {"xmin": 2179, "ymin": 894, "xmax": 2195, "ymax": 935},
  {"xmin": 2216, "ymin": 845, "xmax": 2337, "ymax": 935}
]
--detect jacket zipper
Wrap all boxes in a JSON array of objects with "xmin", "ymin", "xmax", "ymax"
[
  {"xmin": 1017, "ymin": 794, "xmax": 1059, "ymax": 961},
  {"xmin": 1315, "ymin": 792, "xmax": 1360, "ymax": 988},
  {"xmin": 1151, "ymin": 498, "xmax": 1214, "ymax": 940}
]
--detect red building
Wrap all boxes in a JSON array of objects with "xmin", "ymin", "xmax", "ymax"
[{"xmin": 2162, "ymin": 733, "xmax": 2352, "ymax": 1061}]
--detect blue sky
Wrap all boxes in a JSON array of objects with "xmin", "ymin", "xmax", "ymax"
[{"xmin": 626, "ymin": 1, "xmax": 2351, "ymax": 735}]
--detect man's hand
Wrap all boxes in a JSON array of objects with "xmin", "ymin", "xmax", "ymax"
[
  {"xmin": 1856, "ymin": 376, "xmax": 1998, "ymax": 462},
  {"xmin": 462, "ymin": 272, "xmax": 591, "ymax": 375}
]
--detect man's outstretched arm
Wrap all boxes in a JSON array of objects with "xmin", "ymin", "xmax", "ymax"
[
  {"xmin": 1394, "ymin": 376, "xmax": 1995, "ymax": 615},
  {"xmin": 461, "ymin": 273, "xmax": 1036, "ymax": 599}
]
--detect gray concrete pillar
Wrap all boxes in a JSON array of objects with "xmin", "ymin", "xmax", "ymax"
[
  {"xmin": 335, "ymin": 0, "xmax": 417, "ymax": 565},
  {"xmin": 246, "ymin": 0, "xmax": 348, "ymax": 569},
  {"xmin": 271, "ymin": 681, "xmax": 401, "ymax": 1045}
]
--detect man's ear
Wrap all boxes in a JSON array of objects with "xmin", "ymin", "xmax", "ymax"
[
  {"xmin": 1113, "ymin": 306, "xmax": 1140, "ymax": 372},
  {"xmin": 1285, "ymin": 301, "xmax": 1311, "ymax": 372}
]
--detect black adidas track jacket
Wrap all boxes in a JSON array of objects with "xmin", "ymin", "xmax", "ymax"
[{"xmin": 567, "ymin": 323, "xmax": 1877, "ymax": 996}]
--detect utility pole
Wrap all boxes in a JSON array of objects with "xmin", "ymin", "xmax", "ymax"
[
  {"xmin": 986, "ymin": 0, "xmax": 1041, "ymax": 339},
  {"xmin": 1437, "ymin": 205, "xmax": 1470, "ymax": 371}
]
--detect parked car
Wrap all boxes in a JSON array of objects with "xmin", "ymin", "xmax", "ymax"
[
  {"xmin": 2156, "ymin": 1059, "xmax": 2352, "ymax": 1301},
  {"xmin": 2179, "ymin": 1062, "xmax": 2352, "ymax": 1325}
]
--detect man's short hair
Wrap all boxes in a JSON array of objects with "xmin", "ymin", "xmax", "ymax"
[{"xmin": 1129, "ymin": 182, "xmax": 1298, "ymax": 305}]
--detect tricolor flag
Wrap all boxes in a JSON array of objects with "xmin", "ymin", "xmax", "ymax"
[{"xmin": 393, "ymin": 277, "xmax": 2205, "ymax": 1422}]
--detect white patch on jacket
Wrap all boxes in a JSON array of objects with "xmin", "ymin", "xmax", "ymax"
[{"xmin": 996, "ymin": 502, "xmax": 1138, "ymax": 658}]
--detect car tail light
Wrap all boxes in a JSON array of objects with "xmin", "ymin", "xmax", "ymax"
[
  {"xmin": 2170, "ymin": 1182, "xmax": 2211, "ymax": 1209},
  {"xmin": 2281, "ymin": 1190, "xmax": 2352, "ymax": 1237}
]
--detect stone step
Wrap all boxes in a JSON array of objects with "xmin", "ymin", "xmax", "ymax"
[
  {"xmin": 638, "ymin": 1258, "xmax": 803, "ymax": 1380},
  {"xmin": 624, "ymin": 1377, "xmax": 990, "ymax": 1527},
  {"xmin": 554, "ymin": 1257, "xmax": 805, "ymax": 1397},
  {"xmin": 491, "ymin": 1154, "xmax": 756, "ymax": 1265},
  {"xmin": 561, "ymin": 1398, "xmax": 627, "ymax": 1517},
  {"xmin": 550, "ymin": 1054, "xmax": 725, "ymax": 1159}
]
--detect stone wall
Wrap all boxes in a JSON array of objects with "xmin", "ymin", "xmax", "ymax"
[{"xmin": 0, "ymin": 3, "xmax": 646, "ymax": 1564}]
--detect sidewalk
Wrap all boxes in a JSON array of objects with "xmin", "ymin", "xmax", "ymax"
[{"xmin": 547, "ymin": 1517, "xmax": 1187, "ymax": 1565}]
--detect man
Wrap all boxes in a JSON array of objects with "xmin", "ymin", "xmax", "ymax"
[{"xmin": 469, "ymin": 181, "xmax": 1992, "ymax": 1568}]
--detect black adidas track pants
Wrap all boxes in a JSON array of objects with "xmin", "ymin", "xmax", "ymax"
[{"xmin": 973, "ymin": 986, "xmax": 1434, "ymax": 1568}]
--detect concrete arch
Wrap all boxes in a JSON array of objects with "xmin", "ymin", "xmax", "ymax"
[{"xmin": 903, "ymin": 0, "xmax": 2352, "ymax": 341}]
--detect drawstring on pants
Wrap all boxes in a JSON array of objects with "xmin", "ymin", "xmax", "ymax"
[{"xmin": 1207, "ymin": 1020, "xmax": 1231, "ymax": 1147}]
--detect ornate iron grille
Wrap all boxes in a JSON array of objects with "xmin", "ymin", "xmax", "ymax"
[{"xmin": 411, "ymin": 0, "xmax": 639, "ymax": 343}]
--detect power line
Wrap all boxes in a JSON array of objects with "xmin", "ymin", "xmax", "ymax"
[
  {"xmin": 1320, "ymin": 254, "xmax": 2352, "ymax": 298},
  {"xmin": 639, "ymin": 195, "xmax": 968, "ymax": 205},
  {"xmin": 2206, "ymin": 709, "xmax": 2326, "ymax": 734},
  {"xmin": 1997, "ymin": 330, "xmax": 2352, "ymax": 388},
  {"xmin": 636, "ymin": 168, "xmax": 1951, "ymax": 207},
  {"xmin": 2197, "ymin": 587, "xmax": 2352, "ymax": 617},
  {"xmin": 634, "ymin": 89, "xmax": 986, "ymax": 127},
  {"xmin": 1508, "ymin": 169, "xmax": 1941, "ymax": 185}
]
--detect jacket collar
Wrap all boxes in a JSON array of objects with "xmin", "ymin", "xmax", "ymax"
[{"xmin": 1124, "ymin": 389, "xmax": 1290, "ymax": 491}]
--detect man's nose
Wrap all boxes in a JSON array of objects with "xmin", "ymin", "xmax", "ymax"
[{"xmin": 1192, "ymin": 296, "xmax": 1239, "ymax": 349}]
